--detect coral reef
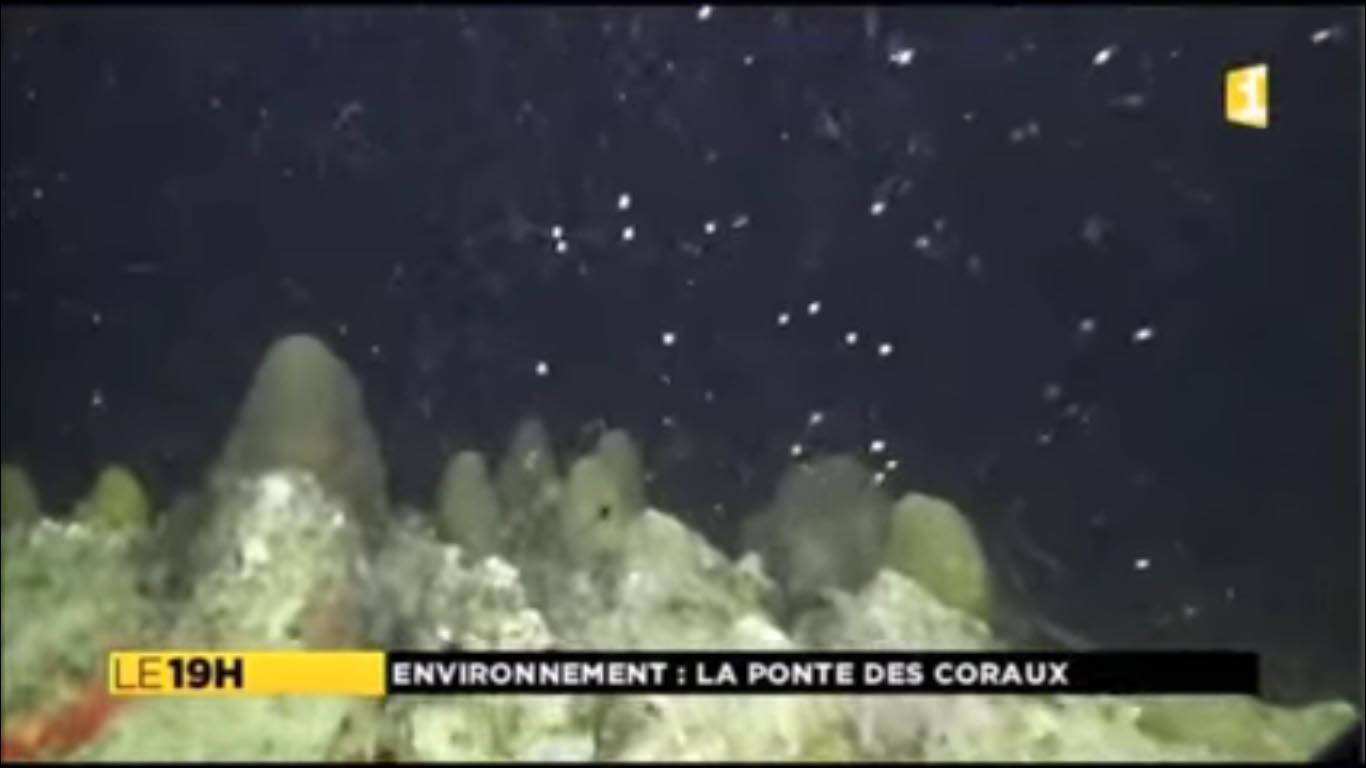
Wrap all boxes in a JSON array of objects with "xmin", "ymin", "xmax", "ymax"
[{"xmin": 0, "ymin": 336, "xmax": 1356, "ymax": 762}]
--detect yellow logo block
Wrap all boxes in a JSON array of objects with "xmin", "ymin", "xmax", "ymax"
[
  {"xmin": 1226, "ymin": 63, "xmax": 1269, "ymax": 129},
  {"xmin": 109, "ymin": 651, "xmax": 386, "ymax": 697}
]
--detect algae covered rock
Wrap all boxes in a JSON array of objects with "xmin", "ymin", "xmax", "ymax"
[
  {"xmin": 411, "ymin": 551, "xmax": 553, "ymax": 652},
  {"xmin": 588, "ymin": 572, "xmax": 853, "ymax": 761},
  {"xmin": 846, "ymin": 692, "xmax": 1221, "ymax": 762},
  {"xmin": 883, "ymin": 492, "xmax": 993, "ymax": 621},
  {"xmin": 594, "ymin": 428, "xmax": 647, "ymax": 516},
  {"xmin": 172, "ymin": 470, "xmax": 369, "ymax": 648},
  {"xmin": 394, "ymin": 692, "xmax": 590, "ymax": 762},
  {"xmin": 795, "ymin": 569, "xmax": 995, "ymax": 653},
  {"xmin": 1, "ymin": 519, "xmax": 155, "ymax": 728},
  {"xmin": 795, "ymin": 570, "xmax": 1215, "ymax": 762},
  {"xmin": 75, "ymin": 697, "xmax": 377, "ymax": 762},
  {"xmin": 562, "ymin": 509, "xmax": 784, "ymax": 651},
  {"xmin": 75, "ymin": 464, "xmax": 152, "ymax": 531},
  {"xmin": 370, "ymin": 529, "xmax": 579, "ymax": 762},
  {"xmin": 0, "ymin": 464, "xmax": 42, "ymax": 529},
  {"xmin": 596, "ymin": 690, "xmax": 853, "ymax": 762},
  {"xmin": 743, "ymin": 455, "xmax": 891, "ymax": 613},
  {"xmin": 212, "ymin": 334, "xmax": 387, "ymax": 531},
  {"xmin": 435, "ymin": 450, "xmax": 501, "ymax": 561}
]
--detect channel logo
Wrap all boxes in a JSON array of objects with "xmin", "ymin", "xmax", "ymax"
[{"xmin": 1225, "ymin": 63, "xmax": 1269, "ymax": 129}]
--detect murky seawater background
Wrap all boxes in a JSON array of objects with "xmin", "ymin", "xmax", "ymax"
[{"xmin": 1, "ymin": 7, "xmax": 1361, "ymax": 706}]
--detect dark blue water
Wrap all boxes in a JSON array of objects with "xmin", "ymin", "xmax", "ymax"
[{"xmin": 1, "ymin": 7, "xmax": 1360, "ymax": 705}]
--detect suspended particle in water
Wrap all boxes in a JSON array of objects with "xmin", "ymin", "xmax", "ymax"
[
  {"xmin": 1009, "ymin": 121, "xmax": 1042, "ymax": 143},
  {"xmin": 1311, "ymin": 26, "xmax": 1346, "ymax": 45},
  {"xmin": 1081, "ymin": 215, "xmax": 1112, "ymax": 248}
]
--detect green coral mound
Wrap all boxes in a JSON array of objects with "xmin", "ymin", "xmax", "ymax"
[
  {"xmin": 212, "ymin": 334, "xmax": 387, "ymax": 531},
  {"xmin": 594, "ymin": 428, "xmax": 648, "ymax": 516},
  {"xmin": 495, "ymin": 416, "xmax": 561, "ymax": 555},
  {"xmin": 557, "ymin": 455, "xmax": 637, "ymax": 573},
  {"xmin": 0, "ymin": 463, "xmax": 42, "ymax": 529},
  {"xmin": 75, "ymin": 464, "xmax": 152, "ymax": 532},
  {"xmin": 882, "ymin": 492, "xmax": 993, "ymax": 621},
  {"xmin": 742, "ymin": 454, "xmax": 891, "ymax": 612},
  {"xmin": 496, "ymin": 416, "xmax": 559, "ymax": 511},
  {"xmin": 435, "ymin": 450, "xmax": 502, "ymax": 560}
]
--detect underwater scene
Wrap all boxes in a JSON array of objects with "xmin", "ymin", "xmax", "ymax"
[{"xmin": 1, "ymin": 6, "xmax": 1362, "ymax": 762}]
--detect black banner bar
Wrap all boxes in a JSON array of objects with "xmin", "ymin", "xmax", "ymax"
[{"xmin": 384, "ymin": 650, "xmax": 1258, "ymax": 696}]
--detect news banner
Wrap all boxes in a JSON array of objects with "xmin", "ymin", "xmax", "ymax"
[{"xmin": 108, "ymin": 650, "xmax": 1258, "ymax": 697}]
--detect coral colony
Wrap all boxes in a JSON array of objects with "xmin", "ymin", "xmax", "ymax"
[{"xmin": 1, "ymin": 335, "xmax": 1356, "ymax": 760}]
